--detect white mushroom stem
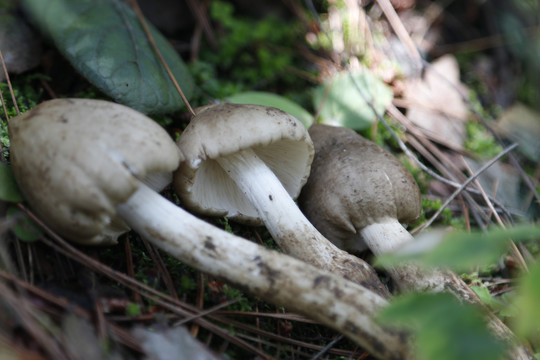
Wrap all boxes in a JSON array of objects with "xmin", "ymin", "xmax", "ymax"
[
  {"xmin": 215, "ymin": 148, "xmax": 389, "ymax": 295},
  {"xmin": 361, "ymin": 220, "xmax": 460, "ymax": 292},
  {"xmin": 115, "ymin": 181, "xmax": 411, "ymax": 360},
  {"xmin": 360, "ymin": 219, "xmax": 498, "ymax": 296},
  {"xmin": 361, "ymin": 218, "xmax": 414, "ymax": 255},
  {"xmin": 360, "ymin": 221, "xmax": 534, "ymax": 360}
]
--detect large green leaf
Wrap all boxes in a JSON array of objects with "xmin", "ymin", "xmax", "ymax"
[
  {"xmin": 225, "ymin": 91, "xmax": 314, "ymax": 128},
  {"xmin": 0, "ymin": 162, "xmax": 23, "ymax": 202},
  {"xmin": 376, "ymin": 224, "xmax": 540, "ymax": 272},
  {"xmin": 312, "ymin": 70, "xmax": 393, "ymax": 130},
  {"xmin": 378, "ymin": 293, "xmax": 508, "ymax": 360},
  {"xmin": 21, "ymin": 0, "xmax": 193, "ymax": 114},
  {"xmin": 514, "ymin": 263, "xmax": 540, "ymax": 340}
]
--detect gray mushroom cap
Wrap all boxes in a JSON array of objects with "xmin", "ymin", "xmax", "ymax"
[
  {"xmin": 298, "ymin": 124, "xmax": 421, "ymax": 252},
  {"xmin": 9, "ymin": 98, "xmax": 182, "ymax": 245},
  {"xmin": 174, "ymin": 103, "xmax": 314, "ymax": 224}
]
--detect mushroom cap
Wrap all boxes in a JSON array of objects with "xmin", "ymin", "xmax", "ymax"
[
  {"xmin": 174, "ymin": 103, "xmax": 314, "ymax": 224},
  {"xmin": 9, "ymin": 98, "xmax": 182, "ymax": 245},
  {"xmin": 298, "ymin": 124, "xmax": 421, "ymax": 251}
]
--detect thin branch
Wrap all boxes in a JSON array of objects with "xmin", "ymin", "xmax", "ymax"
[
  {"xmin": 461, "ymin": 158, "xmax": 528, "ymax": 271},
  {"xmin": 185, "ymin": 0, "xmax": 217, "ymax": 50},
  {"xmin": 173, "ymin": 299, "xmax": 240, "ymax": 327},
  {"xmin": 432, "ymin": 24, "xmax": 540, "ymax": 56},
  {"xmin": 347, "ymin": 67, "xmax": 494, "ymax": 231},
  {"xmin": 303, "ymin": 0, "xmax": 337, "ymax": 61},
  {"xmin": 350, "ymin": 74, "xmax": 515, "ymax": 224},
  {"xmin": 0, "ymin": 49, "xmax": 19, "ymax": 118},
  {"xmin": 0, "ymin": 281, "xmax": 69, "ymax": 360},
  {"xmin": 375, "ymin": 0, "xmax": 423, "ymax": 74},
  {"xmin": 311, "ymin": 335, "xmax": 345, "ymax": 360},
  {"xmin": 389, "ymin": 105, "xmax": 515, "ymax": 222},
  {"xmin": 418, "ymin": 143, "xmax": 519, "ymax": 231},
  {"xmin": 126, "ymin": 0, "xmax": 195, "ymax": 116},
  {"xmin": 421, "ymin": 58, "xmax": 540, "ymax": 204},
  {"xmin": 140, "ymin": 238, "xmax": 180, "ymax": 301}
]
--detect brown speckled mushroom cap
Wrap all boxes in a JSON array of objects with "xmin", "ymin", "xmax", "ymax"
[
  {"xmin": 9, "ymin": 98, "xmax": 182, "ymax": 245},
  {"xmin": 174, "ymin": 103, "xmax": 314, "ymax": 224},
  {"xmin": 298, "ymin": 124, "xmax": 421, "ymax": 252}
]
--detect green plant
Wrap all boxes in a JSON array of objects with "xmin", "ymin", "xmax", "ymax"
[
  {"xmin": 465, "ymin": 120, "xmax": 503, "ymax": 158},
  {"xmin": 222, "ymin": 285, "xmax": 252, "ymax": 312},
  {"xmin": 188, "ymin": 61, "xmax": 243, "ymax": 105},
  {"xmin": 378, "ymin": 292, "xmax": 509, "ymax": 360},
  {"xmin": 202, "ymin": 1, "xmax": 304, "ymax": 91},
  {"xmin": 125, "ymin": 302, "xmax": 142, "ymax": 316},
  {"xmin": 416, "ymin": 198, "xmax": 454, "ymax": 226},
  {"xmin": 377, "ymin": 224, "xmax": 540, "ymax": 358},
  {"xmin": 0, "ymin": 74, "xmax": 44, "ymax": 147}
]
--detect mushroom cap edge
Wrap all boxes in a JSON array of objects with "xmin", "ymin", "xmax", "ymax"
[{"xmin": 174, "ymin": 103, "xmax": 314, "ymax": 224}]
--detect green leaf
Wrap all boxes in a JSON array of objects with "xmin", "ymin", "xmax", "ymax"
[
  {"xmin": 376, "ymin": 224, "xmax": 540, "ymax": 272},
  {"xmin": 514, "ymin": 263, "xmax": 540, "ymax": 340},
  {"xmin": 0, "ymin": 162, "xmax": 23, "ymax": 202},
  {"xmin": 470, "ymin": 286, "xmax": 514, "ymax": 318},
  {"xmin": 21, "ymin": 0, "xmax": 193, "ymax": 114},
  {"xmin": 7, "ymin": 206, "xmax": 41, "ymax": 242},
  {"xmin": 125, "ymin": 302, "xmax": 142, "ymax": 316},
  {"xmin": 378, "ymin": 293, "xmax": 508, "ymax": 360},
  {"xmin": 225, "ymin": 91, "xmax": 314, "ymax": 128},
  {"xmin": 312, "ymin": 70, "xmax": 393, "ymax": 130},
  {"xmin": 471, "ymin": 286, "xmax": 504, "ymax": 310}
]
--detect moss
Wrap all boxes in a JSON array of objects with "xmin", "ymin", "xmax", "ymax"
[
  {"xmin": 464, "ymin": 121, "xmax": 503, "ymax": 159},
  {"xmin": 0, "ymin": 74, "xmax": 46, "ymax": 147},
  {"xmin": 188, "ymin": 0, "xmax": 310, "ymax": 108},
  {"xmin": 415, "ymin": 198, "xmax": 456, "ymax": 227}
]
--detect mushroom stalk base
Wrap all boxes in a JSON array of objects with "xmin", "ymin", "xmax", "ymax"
[
  {"xmin": 216, "ymin": 148, "xmax": 390, "ymax": 297},
  {"xmin": 116, "ymin": 182, "xmax": 410, "ymax": 360},
  {"xmin": 361, "ymin": 221, "xmax": 534, "ymax": 360}
]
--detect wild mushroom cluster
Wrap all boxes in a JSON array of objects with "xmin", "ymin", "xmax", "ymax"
[
  {"xmin": 8, "ymin": 99, "xmax": 408, "ymax": 360},
  {"xmin": 7, "ymin": 99, "xmax": 531, "ymax": 359}
]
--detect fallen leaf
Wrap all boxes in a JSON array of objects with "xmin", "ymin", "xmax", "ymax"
[
  {"xmin": 495, "ymin": 103, "xmax": 540, "ymax": 161},
  {"xmin": 21, "ymin": 0, "xmax": 194, "ymax": 114},
  {"xmin": 404, "ymin": 55, "xmax": 469, "ymax": 147},
  {"xmin": 465, "ymin": 158, "xmax": 522, "ymax": 212}
]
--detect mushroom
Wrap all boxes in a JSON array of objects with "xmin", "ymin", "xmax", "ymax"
[
  {"xmin": 298, "ymin": 124, "xmax": 534, "ymax": 360},
  {"xmin": 174, "ymin": 103, "xmax": 389, "ymax": 296},
  {"xmin": 8, "ymin": 99, "xmax": 411, "ymax": 359},
  {"xmin": 298, "ymin": 124, "xmax": 421, "ymax": 257}
]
